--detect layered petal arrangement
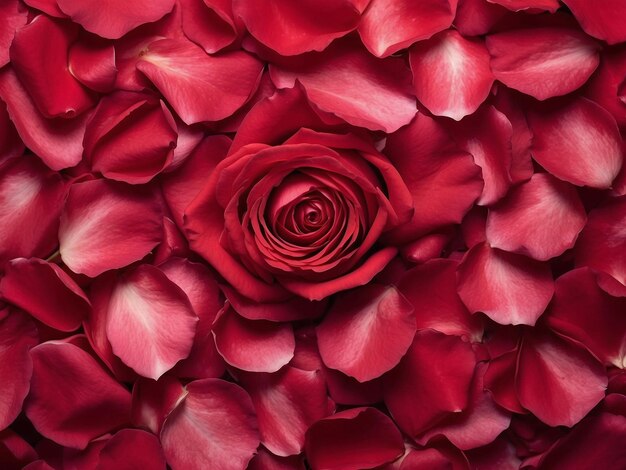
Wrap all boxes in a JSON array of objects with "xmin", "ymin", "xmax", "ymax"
[{"xmin": 0, "ymin": 1, "xmax": 625, "ymax": 469}]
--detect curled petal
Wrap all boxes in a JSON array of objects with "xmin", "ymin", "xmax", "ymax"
[
  {"xmin": 68, "ymin": 35, "xmax": 117, "ymax": 93},
  {"xmin": 179, "ymin": 0, "xmax": 238, "ymax": 54}
]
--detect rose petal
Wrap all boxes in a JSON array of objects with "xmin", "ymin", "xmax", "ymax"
[
  {"xmin": 137, "ymin": 38, "xmax": 263, "ymax": 125},
  {"xmin": 0, "ymin": 309, "xmax": 37, "ymax": 431},
  {"xmin": 160, "ymin": 378, "xmax": 259, "ymax": 470},
  {"xmin": 179, "ymin": 0, "xmax": 237, "ymax": 54},
  {"xmin": 96, "ymin": 429, "xmax": 166, "ymax": 470},
  {"xmin": 527, "ymin": 97, "xmax": 624, "ymax": 188},
  {"xmin": 212, "ymin": 304, "xmax": 295, "ymax": 373},
  {"xmin": 131, "ymin": 376, "xmax": 186, "ymax": 435},
  {"xmin": 68, "ymin": 35, "xmax": 117, "ymax": 93},
  {"xmin": 316, "ymin": 284, "xmax": 415, "ymax": 382},
  {"xmin": 358, "ymin": 0, "xmax": 456, "ymax": 58},
  {"xmin": 384, "ymin": 330, "xmax": 476, "ymax": 438},
  {"xmin": 24, "ymin": 341, "xmax": 131, "ymax": 449},
  {"xmin": 239, "ymin": 367, "xmax": 328, "ymax": 457},
  {"xmin": 0, "ymin": 428, "xmax": 37, "ymax": 469},
  {"xmin": 486, "ymin": 27, "xmax": 600, "ymax": 100},
  {"xmin": 0, "ymin": 155, "xmax": 66, "ymax": 266},
  {"xmin": 562, "ymin": 0, "xmax": 626, "ymax": 44},
  {"xmin": 585, "ymin": 47, "xmax": 626, "ymax": 131},
  {"xmin": 456, "ymin": 243, "xmax": 554, "ymax": 326},
  {"xmin": 400, "ymin": 445, "xmax": 470, "ymax": 470},
  {"xmin": 56, "ymin": 0, "xmax": 175, "ymax": 39},
  {"xmin": 410, "ymin": 29, "xmax": 493, "ymax": 120},
  {"xmin": 487, "ymin": 0, "xmax": 559, "ymax": 11},
  {"xmin": 97, "ymin": 265, "xmax": 198, "ymax": 380},
  {"xmin": 247, "ymin": 448, "xmax": 305, "ymax": 470},
  {"xmin": 325, "ymin": 369, "xmax": 384, "ymax": 406},
  {"xmin": 0, "ymin": 258, "xmax": 90, "ymax": 332},
  {"xmin": 0, "ymin": 0, "xmax": 27, "ymax": 68},
  {"xmin": 305, "ymin": 407, "xmax": 405, "ymax": 470},
  {"xmin": 486, "ymin": 173, "xmax": 587, "ymax": 260},
  {"xmin": 454, "ymin": 0, "xmax": 508, "ymax": 37},
  {"xmin": 270, "ymin": 38, "xmax": 417, "ymax": 133},
  {"xmin": 59, "ymin": 179, "xmax": 163, "ymax": 277},
  {"xmin": 0, "ymin": 100, "xmax": 23, "ymax": 165}
]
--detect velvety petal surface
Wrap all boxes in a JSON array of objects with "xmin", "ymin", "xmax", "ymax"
[{"xmin": 562, "ymin": 0, "xmax": 626, "ymax": 44}]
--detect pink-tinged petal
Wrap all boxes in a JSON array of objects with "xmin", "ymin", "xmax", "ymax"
[
  {"xmin": 585, "ymin": 46, "xmax": 626, "ymax": 131},
  {"xmin": 417, "ymin": 363, "xmax": 511, "ymax": 450},
  {"xmin": 10, "ymin": 16, "xmax": 94, "ymax": 119},
  {"xmin": 68, "ymin": 35, "xmax": 117, "ymax": 93},
  {"xmin": 575, "ymin": 196, "xmax": 626, "ymax": 295},
  {"xmin": 162, "ymin": 135, "xmax": 231, "ymax": 230},
  {"xmin": 562, "ymin": 0, "xmax": 626, "ymax": 44},
  {"xmin": 546, "ymin": 268, "xmax": 626, "ymax": 368},
  {"xmin": 0, "ymin": 258, "xmax": 90, "ymax": 332},
  {"xmin": 488, "ymin": 0, "xmax": 559, "ymax": 11},
  {"xmin": 160, "ymin": 378, "xmax": 259, "ymax": 470},
  {"xmin": 461, "ymin": 206, "xmax": 488, "ymax": 249},
  {"xmin": 527, "ymin": 97, "xmax": 623, "ymax": 188},
  {"xmin": 0, "ymin": 68, "xmax": 89, "ymax": 170},
  {"xmin": 0, "ymin": 428, "xmax": 37, "ymax": 469},
  {"xmin": 23, "ymin": 0, "xmax": 65, "ymax": 17},
  {"xmin": 0, "ymin": 156, "xmax": 66, "ymax": 266},
  {"xmin": 248, "ymin": 448, "xmax": 305, "ymax": 470},
  {"xmin": 401, "ymin": 230, "xmax": 454, "ymax": 264},
  {"xmin": 59, "ymin": 179, "xmax": 163, "ymax": 277},
  {"xmin": 239, "ymin": 367, "xmax": 328, "ymax": 457},
  {"xmin": 358, "ymin": 0, "xmax": 456, "ymax": 58},
  {"xmin": 454, "ymin": 0, "xmax": 508, "ymax": 37},
  {"xmin": 84, "ymin": 92, "xmax": 177, "ymax": 184},
  {"xmin": 447, "ymin": 105, "xmax": 513, "ymax": 206},
  {"xmin": 486, "ymin": 173, "xmax": 587, "ymax": 260},
  {"xmin": 165, "ymin": 119, "xmax": 204, "ymax": 173},
  {"xmin": 516, "ymin": 331, "xmax": 607, "ymax": 427},
  {"xmin": 457, "ymin": 243, "xmax": 554, "ymax": 325},
  {"xmin": 384, "ymin": 112, "xmax": 483, "ymax": 242},
  {"xmin": 325, "ymin": 369, "xmax": 384, "ymax": 406},
  {"xmin": 484, "ymin": 349, "xmax": 525, "ymax": 414},
  {"xmin": 539, "ymin": 412, "xmax": 626, "ymax": 468},
  {"xmin": 486, "ymin": 27, "xmax": 599, "ymax": 100},
  {"xmin": 180, "ymin": 0, "xmax": 238, "ymax": 54},
  {"xmin": 212, "ymin": 304, "xmax": 294, "ymax": 373},
  {"xmin": 398, "ymin": 259, "xmax": 483, "ymax": 341},
  {"xmin": 384, "ymin": 330, "xmax": 476, "ymax": 438},
  {"xmin": 410, "ymin": 30, "xmax": 493, "ymax": 120},
  {"xmin": 153, "ymin": 217, "xmax": 189, "ymax": 266},
  {"xmin": 102, "ymin": 264, "xmax": 198, "ymax": 380},
  {"xmin": 137, "ymin": 38, "xmax": 263, "ymax": 125},
  {"xmin": 232, "ymin": 0, "xmax": 365, "ymax": 56},
  {"xmin": 0, "ymin": 309, "xmax": 37, "ymax": 431},
  {"xmin": 56, "ymin": 0, "xmax": 175, "ymax": 39},
  {"xmin": 0, "ymin": 0, "xmax": 27, "ymax": 68},
  {"xmin": 97, "ymin": 429, "xmax": 166, "ymax": 470},
  {"xmin": 270, "ymin": 38, "xmax": 417, "ymax": 133},
  {"xmin": 399, "ymin": 445, "xmax": 470, "ymax": 470},
  {"xmin": 316, "ymin": 284, "xmax": 415, "ymax": 382},
  {"xmin": 131, "ymin": 376, "xmax": 186, "ymax": 435},
  {"xmin": 159, "ymin": 258, "xmax": 226, "ymax": 379},
  {"xmin": 305, "ymin": 407, "xmax": 404, "ymax": 470},
  {"xmin": 24, "ymin": 341, "xmax": 131, "ymax": 448}
]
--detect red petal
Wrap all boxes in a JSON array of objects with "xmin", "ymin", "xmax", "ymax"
[
  {"xmin": 325, "ymin": 369, "xmax": 384, "ymax": 406},
  {"xmin": 486, "ymin": 173, "xmax": 587, "ymax": 260},
  {"xmin": 212, "ymin": 304, "xmax": 294, "ymax": 373},
  {"xmin": 10, "ymin": 16, "xmax": 94, "ymax": 118},
  {"xmin": 0, "ymin": 68, "xmax": 90, "ymax": 170},
  {"xmin": 562, "ymin": 0, "xmax": 626, "ymax": 44},
  {"xmin": 400, "ymin": 445, "xmax": 470, "ymax": 470},
  {"xmin": 233, "ymin": 0, "xmax": 364, "ymax": 56},
  {"xmin": 398, "ymin": 259, "xmax": 483, "ymax": 341},
  {"xmin": 486, "ymin": 27, "xmax": 599, "ymax": 100},
  {"xmin": 137, "ymin": 38, "xmax": 263, "ymax": 125},
  {"xmin": 516, "ymin": 331, "xmax": 607, "ymax": 427},
  {"xmin": 0, "ymin": 309, "xmax": 37, "ymax": 430},
  {"xmin": 23, "ymin": 0, "xmax": 65, "ymax": 17},
  {"xmin": 0, "ymin": 428, "xmax": 37, "ymax": 469},
  {"xmin": 56, "ymin": 0, "xmax": 175, "ymax": 39},
  {"xmin": 131, "ymin": 376, "xmax": 186, "ymax": 435},
  {"xmin": 384, "ymin": 330, "xmax": 476, "ymax": 438},
  {"xmin": 316, "ymin": 284, "xmax": 415, "ymax": 382},
  {"xmin": 248, "ymin": 448, "xmax": 305, "ymax": 470},
  {"xmin": 454, "ymin": 0, "xmax": 508, "ymax": 37},
  {"xmin": 240, "ymin": 367, "xmax": 328, "ymax": 456},
  {"xmin": 160, "ymin": 378, "xmax": 259, "ymax": 470},
  {"xmin": 527, "ymin": 97, "xmax": 623, "ymax": 188},
  {"xmin": 100, "ymin": 264, "xmax": 198, "ymax": 380},
  {"xmin": 59, "ymin": 179, "xmax": 163, "ymax": 277},
  {"xmin": 417, "ymin": 363, "xmax": 511, "ymax": 450},
  {"xmin": 0, "ymin": 100, "xmax": 23, "ymax": 165},
  {"xmin": 487, "ymin": 0, "xmax": 559, "ymax": 11},
  {"xmin": 465, "ymin": 437, "xmax": 521, "ymax": 470},
  {"xmin": 410, "ymin": 30, "xmax": 493, "ymax": 120},
  {"xmin": 0, "ymin": 258, "xmax": 90, "ymax": 332},
  {"xmin": 305, "ymin": 407, "xmax": 404, "ymax": 470},
  {"xmin": 585, "ymin": 46, "xmax": 626, "ymax": 131},
  {"xmin": 270, "ymin": 38, "xmax": 417, "ymax": 133},
  {"xmin": 179, "ymin": 0, "xmax": 237, "ymax": 54},
  {"xmin": 384, "ymin": 112, "xmax": 483, "ymax": 242},
  {"xmin": 0, "ymin": 156, "xmax": 66, "ymax": 266},
  {"xmin": 24, "ymin": 341, "xmax": 131, "ymax": 448},
  {"xmin": 97, "ymin": 429, "xmax": 166, "ymax": 470},
  {"xmin": 457, "ymin": 243, "xmax": 554, "ymax": 325},
  {"xmin": 68, "ymin": 35, "xmax": 117, "ymax": 93},
  {"xmin": 358, "ymin": 0, "xmax": 456, "ymax": 58},
  {"xmin": 0, "ymin": 0, "xmax": 27, "ymax": 68},
  {"xmin": 575, "ymin": 196, "xmax": 626, "ymax": 295},
  {"xmin": 546, "ymin": 268, "xmax": 626, "ymax": 368}
]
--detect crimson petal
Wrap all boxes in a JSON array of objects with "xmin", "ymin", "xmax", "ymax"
[
  {"xmin": 96, "ymin": 429, "xmax": 166, "ymax": 470},
  {"xmin": 562, "ymin": 0, "xmax": 626, "ymax": 45}
]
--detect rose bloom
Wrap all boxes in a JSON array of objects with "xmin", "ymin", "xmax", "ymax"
[{"xmin": 185, "ymin": 86, "xmax": 482, "ymax": 303}]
